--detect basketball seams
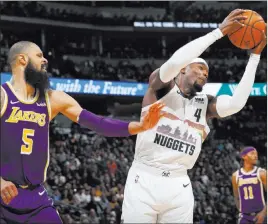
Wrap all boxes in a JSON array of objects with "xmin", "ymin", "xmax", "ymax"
[
  {"xmin": 251, "ymin": 27, "xmax": 262, "ymax": 46},
  {"xmin": 250, "ymin": 19, "xmax": 264, "ymax": 47},
  {"xmin": 252, "ymin": 27, "xmax": 265, "ymax": 32},
  {"xmin": 250, "ymin": 26, "xmax": 256, "ymax": 48},
  {"xmin": 250, "ymin": 19, "xmax": 265, "ymax": 32},
  {"xmin": 251, "ymin": 19, "xmax": 265, "ymax": 26},
  {"xmin": 239, "ymin": 10, "xmax": 254, "ymax": 47},
  {"xmin": 228, "ymin": 26, "xmax": 245, "ymax": 38}
]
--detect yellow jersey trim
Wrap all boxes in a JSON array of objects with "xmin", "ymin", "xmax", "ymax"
[
  {"xmin": 45, "ymin": 91, "xmax": 51, "ymax": 121},
  {"xmin": 43, "ymin": 129, "xmax": 50, "ymax": 183},
  {"xmin": 6, "ymin": 82, "xmax": 39, "ymax": 104}
]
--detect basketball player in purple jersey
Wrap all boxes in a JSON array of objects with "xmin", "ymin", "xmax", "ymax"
[
  {"xmin": 0, "ymin": 41, "xmax": 164, "ymax": 223},
  {"xmin": 232, "ymin": 147, "xmax": 267, "ymax": 224}
]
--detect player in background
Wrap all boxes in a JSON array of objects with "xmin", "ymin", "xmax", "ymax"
[
  {"xmin": 121, "ymin": 9, "xmax": 267, "ymax": 223},
  {"xmin": 232, "ymin": 147, "xmax": 267, "ymax": 224},
  {"xmin": 0, "ymin": 41, "xmax": 164, "ymax": 224}
]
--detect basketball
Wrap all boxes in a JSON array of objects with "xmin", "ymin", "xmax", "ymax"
[{"xmin": 228, "ymin": 10, "xmax": 266, "ymax": 49}]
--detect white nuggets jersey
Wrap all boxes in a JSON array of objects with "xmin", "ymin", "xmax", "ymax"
[{"xmin": 135, "ymin": 84, "xmax": 210, "ymax": 171}]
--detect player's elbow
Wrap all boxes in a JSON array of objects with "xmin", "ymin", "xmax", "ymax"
[
  {"xmin": 229, "ymin": 101, "xmax": 246, "ymax": 114},
  {"xmin": 218, "ymin": 107, "xmax": 242, "ymax": 117}
]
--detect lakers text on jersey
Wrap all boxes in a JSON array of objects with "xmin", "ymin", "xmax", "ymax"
[{"xmin": 1, "ymin": 82, "xmax": 51, "ymax": 186}]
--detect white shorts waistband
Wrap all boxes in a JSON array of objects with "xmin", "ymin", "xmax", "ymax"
[{"xmin": 132, "ymin": 160, "xmax": 187, "ymax": 178}]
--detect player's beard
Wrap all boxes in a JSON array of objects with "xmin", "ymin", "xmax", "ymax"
[
  {"xmin": 24, "ymin": 60, "xmax": 49, "ymax": 99},
  {"xmin": 193, "ymin": 81, "xmax": 203, "ymax": 92}
]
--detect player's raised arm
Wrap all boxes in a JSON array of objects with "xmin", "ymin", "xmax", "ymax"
[
  {"xmin": 150, "ymin": 9, "xmax": 247, "ymax": 90},
  {"xmin": 48, "ymin": 90, "xmax": 165, "ymax": 137},
  {"xmin": 206, "ymin": 30, "xmax": 267, "ymax": 119},
  {"xmin": 231, "ymin": 171, "xmax": 240, "ymax": 210}
]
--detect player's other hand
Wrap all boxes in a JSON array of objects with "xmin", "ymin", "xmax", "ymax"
[
  {"xmin": 219, "ymin": 9, "xmax": 248, "ymax": 36},
  {"xmin": 0, "ymin": 177, "xmax": 18, "ymax": 205},
  {"xmin": 254, "ymin": 209, "xmax": 266, "ymax": 223},
  {"xmin": 141, "ymin": 102, "xmax": 166, "ymax": 131},
  {"xmin": 251, "ymin": 26, "xmax": 267, "ymax": 55},
  {"xmin": 128, "ymin": 103, "xmax": 166, "ymax": 135}
]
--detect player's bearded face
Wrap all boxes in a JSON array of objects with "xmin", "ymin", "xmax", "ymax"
[
  {"xmin": 24, "ymin": 59, "xmax": 49, "ymax": 98},
  {"xmin": 186, "ymin": 64, "xmax": 208, "ymax": 93}
]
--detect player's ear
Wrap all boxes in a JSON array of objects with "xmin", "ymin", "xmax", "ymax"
[
  {"xmin": 18, "ymin": 54, "xmax": 28, "ymax": 66},
  {"xmin": 180, "ymin": 67, "xmax": 186, "ymax": 75}
]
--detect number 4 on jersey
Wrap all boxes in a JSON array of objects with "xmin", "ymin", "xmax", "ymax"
[{"xmin": 194, "ymin": 109, "xmax": 202, "ymax": 122}]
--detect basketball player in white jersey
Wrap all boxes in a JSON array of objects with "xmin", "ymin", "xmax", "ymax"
[{"xmin": 121, "ymin": 9, "xmax": 267, "ymax": 223}]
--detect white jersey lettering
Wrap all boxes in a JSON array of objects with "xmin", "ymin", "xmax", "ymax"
[{"xmin": 135, "ymin": 85, "xmax": 210, "ymax": 171}]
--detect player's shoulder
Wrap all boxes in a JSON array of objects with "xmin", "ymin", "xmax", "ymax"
[
  {"xmin": 203, "ymin": 94, "xmax": 216, "ymax": 102},
  {"xmin": 257, "ymin": 167, "xmax": 266, "ymax": 182},
  {"xmin": 258, "ymin": 167, "xmax": 267, "ymax": 174},
  {"xmin": 47, "ymin": 89, "xmax": 66, "ymax": 98},
  {"xmin": 148, "ymin": 67, "xmax": 172, "ymax": 91},
  {"xmin": 232, "ymin": 170, "xmax": 239, "ymax": 177},
  {"xmin": 46, "ymin": 89, "xmax": 68, "ymax": 106},
  {"xmin": 47, "ymin": 89, "xmax": 75, "ymax": 106}
]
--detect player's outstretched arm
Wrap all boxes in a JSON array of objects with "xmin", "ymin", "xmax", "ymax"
[
  {"xmin": 48, "ymin": 90, "xmax": 165, "ymax": 136},
  {"xmin": 231, "ymin": 171, "xmax": 240, "ymax": 210},
  {"xmin": 206, "ymin": 30, "xmax": 267, "ymax": 119},
  {"xmin": 150, "ymin": 9, "xmax": 247, "ymax": 90}
]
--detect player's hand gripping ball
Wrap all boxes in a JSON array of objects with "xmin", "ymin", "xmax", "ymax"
[
  {"xmin": 228, "ymin": 10, "xmax": 266, "ymax": 49},
  {"xmin": 219, "ymin": 9, "xmax": 248, "ymax": 36},
  {"xmin": 141, "ymin": 103, "xmax": 166, "ymax": 131}
]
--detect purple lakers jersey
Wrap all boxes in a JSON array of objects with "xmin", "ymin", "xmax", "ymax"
[
  {"xmin": 1, "ymin": 82, "xmax": 51, "ymax": 186},
  {"xmin": 237, "ymin": 166, "xmax": 266, "ymax": 214}
]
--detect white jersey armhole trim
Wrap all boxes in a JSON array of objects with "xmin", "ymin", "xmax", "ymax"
[
  {"xmin": 45, "ymin": 91, "xmax": 52, "ymax": 121},
  {"xmin": 257, "ymin": 167, "xmax": 261, "ymax": 182}
]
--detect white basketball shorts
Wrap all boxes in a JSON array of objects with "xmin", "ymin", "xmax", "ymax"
[{"xmin": 121, "ymin": 160, "xmax": 194, "ymax": 223}]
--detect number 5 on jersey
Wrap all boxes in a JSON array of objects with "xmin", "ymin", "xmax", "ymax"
[{"xmin": 21, "ymin": 128, "xmax": 35, "ymax": 155}]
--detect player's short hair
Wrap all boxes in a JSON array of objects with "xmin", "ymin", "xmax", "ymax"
[{"xmin": 8, "ymin": 41, "xmax": 35, "ymax": 66}]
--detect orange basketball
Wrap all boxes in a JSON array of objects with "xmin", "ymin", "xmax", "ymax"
[{"xmin": 228, "ymin": 10, "xmax": 266, "ymax": 49}]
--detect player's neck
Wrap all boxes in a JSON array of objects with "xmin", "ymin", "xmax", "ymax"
[
  {"xmin": 177, "ymin": 80, "xmax": 195, "ymax": 98},
  {"xmin": 243, "ymin": 163, "xmax": 255, "ymax": 172},
  {"xmin": 11, "ymin": 71, "xmax": 36, "ymax": 100}
]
